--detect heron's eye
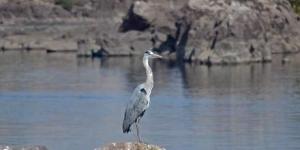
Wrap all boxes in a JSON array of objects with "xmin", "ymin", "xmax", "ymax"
[{"xmin": 145, "ymin": 51, "xmax": 150, "ymax": 54}]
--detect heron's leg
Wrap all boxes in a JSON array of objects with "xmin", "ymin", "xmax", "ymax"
[{"xmin": 135, "ymin": 119, "xmax": 142, "ymax": 143}]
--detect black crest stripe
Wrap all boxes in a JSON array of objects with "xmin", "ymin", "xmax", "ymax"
[{"xmin": 140, "ymin": 88, "xmax": 147, "ymax": 95}]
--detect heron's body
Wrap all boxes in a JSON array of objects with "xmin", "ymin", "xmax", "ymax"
[
  {"xmin": 122, "ymin": 50, "xmax": 161, "ymax": 142},
  {"xmin": 122, "ymin": 83, "xmax": 150, "ymax": 133}
]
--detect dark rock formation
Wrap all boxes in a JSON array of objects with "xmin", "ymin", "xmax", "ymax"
[
  {"xmin": 0, "ymin": 0, "xmax": 299, "ymax": 64},
  {"xmin": 119, "ymin": 0, "xmax": 300, "ymax": 64},
  {"xmin": 95, "ymin": 31, "xmax": 153, "ymax": 56},
  {"xmin": 97, "ymin": 142, "xmax": 165, "ymax": 150}
]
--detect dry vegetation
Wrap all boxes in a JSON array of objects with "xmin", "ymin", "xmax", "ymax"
[{"xmin": 289, "ymin": 0, "xmax": 300, "ymax": 14}]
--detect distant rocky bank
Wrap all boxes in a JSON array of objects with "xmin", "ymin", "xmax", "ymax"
[{"xmin": 0, "ymin": 0, "xmax": 300, "ymax": 64}]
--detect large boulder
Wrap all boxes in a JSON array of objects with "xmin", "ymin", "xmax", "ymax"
[
  {"xmin": 118, "ymin": 0, "xmax": 300, "ymax": 64},
  {"xmin": 92, "ymin": 31, "xmax": 153, "ymax": 57}
]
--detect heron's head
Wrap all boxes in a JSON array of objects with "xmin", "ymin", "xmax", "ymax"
[{"xmin": 144, "ymin": 50, "xmax": 162, "ymax": 59}]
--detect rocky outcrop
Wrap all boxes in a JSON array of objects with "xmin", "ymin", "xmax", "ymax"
[
  {"xmin": 0, "ymin": 0, "xmax": 72, "ymax": 22},
  {"xmin": 0, "ymin": 0, "xmax": 299, "ymax": 64},
  {"xmin": 0, "ymin": 0, "xmax": 131, "ymax": 23},
  {"xmin": 0, "ymin": 35, "xmax": 47, "ymax": 50},
  {"xmin": 118, "ymin": 0, "xmax": 300, "ymax": 64},
  {"xmin": 0, "ymin": 35, "xmax": 78, "ymax": 52},
  {"xmin": 93, "ymin": 31, "xmax": 153, "ymax": 57},
  {"xmin": 45, "ymin": 40, "xmax": 77, "ymax": 52},
  {"xmin": 97, "ymin": 142, "xmax": 165, "ymax": 150}
]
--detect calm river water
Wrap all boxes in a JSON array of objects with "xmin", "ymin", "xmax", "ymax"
[{"xmin": 0, "ymin": 51, "xmax": 299, "ymax": 150}]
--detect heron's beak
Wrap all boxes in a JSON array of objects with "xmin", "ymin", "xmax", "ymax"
[{"xmin": 151, "ymin": 53, "xmax": 163, "ymax": 58}]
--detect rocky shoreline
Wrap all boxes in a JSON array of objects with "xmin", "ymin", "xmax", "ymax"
[{"xmin": 0, "ymin": 0, "xmax": 299, "ymax": 65}]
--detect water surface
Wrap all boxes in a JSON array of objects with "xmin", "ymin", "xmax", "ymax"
[{"xmin": 0, "ymin": 51, "xmax": 299, "ymax": 150}]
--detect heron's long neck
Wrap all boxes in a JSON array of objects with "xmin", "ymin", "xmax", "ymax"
[{"xmin": 143, "ymin": 56, "xmax": 153, "ymax": 90}]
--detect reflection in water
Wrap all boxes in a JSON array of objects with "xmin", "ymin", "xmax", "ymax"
[
  {"xmin": 0, "ymin": 51, "xmax": 300, "ymax": 150},
  {"xmin": 180, "ymin": 63, "xmax": 275, "ymax": 99}
]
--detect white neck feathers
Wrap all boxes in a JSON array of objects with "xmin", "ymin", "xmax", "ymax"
[{"xmin": 143, "ymin": 56, "xmax": 153, "ymax": 89}]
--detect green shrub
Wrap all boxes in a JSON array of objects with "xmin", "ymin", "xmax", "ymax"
[
  {"xmin": 289, "ymin": 0, "xmax": 300, "ymax": 14},
  {"xmin": 55, "ymin": 0, "xmax": 74, "ymax": 11}
]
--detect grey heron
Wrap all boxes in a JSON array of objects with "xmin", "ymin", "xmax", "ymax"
[{"xmin": 122, "ymin": 50, "xmax": 162, "ymax": 143}]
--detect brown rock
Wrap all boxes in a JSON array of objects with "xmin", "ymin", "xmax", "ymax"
[
  {"xmin": 0, "ymin": 0, "xmax": 299, "ymax": 64},
  {"xmin": 118, "ymin": 0, "xmax": 300, "ymax": 64},
  {"xmin": 93, "ymin": 31, "xmax": 152, "ymax": 57},
  {"xmin": 77, "ymin": 38, "xmax": 100, "ymax": 57},
  {"xmin": 0, "ymin": 40, "xmax": 23, "ymax": 50},
  {"xmin": 44, "ymin": 40, "xmax": 77, "ymax": 52},
  {"xmin": 97, "ymin": 142, "xmax": 166, "ymax": 150}
]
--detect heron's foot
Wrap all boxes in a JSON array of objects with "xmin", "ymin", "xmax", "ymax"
[
  {"xmin": 136, "ymin": 138, "xmax": 143, "ymax": 143},
  {"xmin": 136, "ymin": 139, "xmax": 149, "ymax": 145},
  {"xmin": 141, "ymin": 141, "xmax": 149, "ymax": 145}
]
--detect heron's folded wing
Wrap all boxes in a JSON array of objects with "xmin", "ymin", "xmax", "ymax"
[{"xmin": 123, "ymin": 87, "xmax": 148, "ymax": 132}]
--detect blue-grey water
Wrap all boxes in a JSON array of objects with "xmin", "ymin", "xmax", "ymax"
[{"xmin": 0, "ymin": 51, "xmax": 300, "ymax": 150}]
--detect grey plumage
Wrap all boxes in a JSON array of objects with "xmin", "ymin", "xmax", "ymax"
[
  {"xmin": 122, "ymin": 50, "xmax": 162, "ymax": 142},
  {"xmin": 122, "ymin": 85, "xmax": 149, "ymax": 133}
]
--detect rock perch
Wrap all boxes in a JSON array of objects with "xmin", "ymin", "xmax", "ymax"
[{"xmin": 97, "ymin": 142, "xmax": 166, "ymax": 150}]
